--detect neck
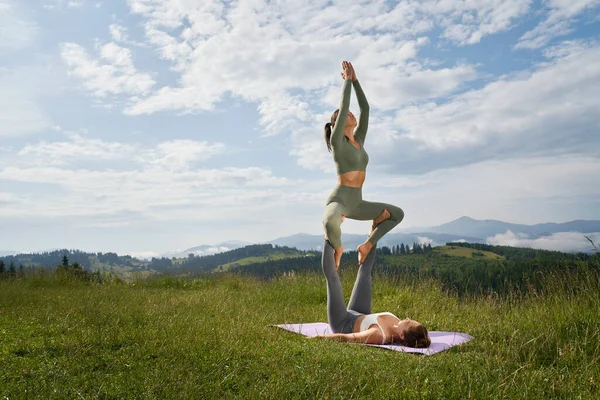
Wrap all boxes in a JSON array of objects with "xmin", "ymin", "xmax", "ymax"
[{"xmin": 344, "ymin": 126, "xmax": 355, "ymax": 141}]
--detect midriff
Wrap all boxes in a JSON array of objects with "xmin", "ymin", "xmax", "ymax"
[{"xmin": 338, "ymin": 170, "xmax": 366, "ymax": 188}]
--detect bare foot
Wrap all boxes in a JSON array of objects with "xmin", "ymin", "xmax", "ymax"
[
  {"xmin": 334, "ymin": 246, "xmax": 344, "ymax": 270},
  {"xmin": 357, "ymin": 241, "xmax": 374, "ymax": 265},
  {"xmin": 370, "ymin": 208, "xmax": 391, "ymax": 235}
]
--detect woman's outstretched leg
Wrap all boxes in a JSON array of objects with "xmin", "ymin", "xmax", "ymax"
[
  {"xmin": 322, "ymin": 239, "xmax": 359, "ymax": 333},
  {"xmin": 347, "ymin": 244, "xmax": 377, "ymax": 315}
]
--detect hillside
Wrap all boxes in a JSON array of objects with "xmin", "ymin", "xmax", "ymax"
[
  {"xmin": 231, "ymin": 242, "xmax": 598, "ymax": 295},
  {"xmin": 3, "ymin": 241, "xmax": 597, "ymax": 291},
  {"xmin": 434, "ymin": 245, "xmax": 504, "ymax": 260}
]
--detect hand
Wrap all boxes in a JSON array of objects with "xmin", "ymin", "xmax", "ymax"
[
  {"xmin": 348, "ymin": 62, "xmax": 357, "ymax": 81},
  {"xmin": 340, "ymin": 61, "xmax": 353, "ymax": 80}
]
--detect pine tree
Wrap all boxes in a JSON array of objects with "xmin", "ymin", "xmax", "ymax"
[
  {"xmin": 0, "ymin": 260, "xmax": 5, "ymax": 275},
  {"xmin": 62, "ymin": 255, "xmax": 69, "ymax": 268},
  {"xmin": 9, "ymin": 261, "xmax": 16, "ymax": 275},
  {"xmin": 400, "ymin": 243, "xmax": 405, "ymax": 254}
]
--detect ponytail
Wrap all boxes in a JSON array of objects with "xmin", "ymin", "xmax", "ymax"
[
  {"xmin": 324, "ymin": 123, "xmax": 333, "ymax": 152},
  {"xmin": 324, "ymin": 109, "xmax": 340, "ymax": 153}
]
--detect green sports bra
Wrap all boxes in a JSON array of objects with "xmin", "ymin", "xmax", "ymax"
[{"xmin": 330, "ymin": 79, "xmax": 370, "ymax": 175}]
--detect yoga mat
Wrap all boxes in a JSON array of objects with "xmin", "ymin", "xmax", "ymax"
[{"xmin": 273, "ymin": 323, "xmax": 473, "ymax": 356}]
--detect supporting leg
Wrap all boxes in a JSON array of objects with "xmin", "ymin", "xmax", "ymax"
[
  {"xmin": 321, "ymin": 240, "xmax": 351, "ymax": 333},
  {"xmin": 347, "ymin": 244, "xmax": 377, "ymax": 315}
]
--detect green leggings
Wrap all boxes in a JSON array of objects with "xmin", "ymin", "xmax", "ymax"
[{"xmin": 322, "ymin": 185, "xmax": 404, "ymax": 249}]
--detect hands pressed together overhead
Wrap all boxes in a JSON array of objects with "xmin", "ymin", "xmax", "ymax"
[{"xmin": 340, "ymin": 60, "xmax": 357, "ymax": 81}]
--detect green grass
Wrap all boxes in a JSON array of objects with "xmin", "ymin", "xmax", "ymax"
[
  {"xmin": 1, "ymin": 266, "xmax": 599, "ymax": 399},
  {"xmin": 217, "ymin": 252, "xmax": 306, "ymax": 271},
  {"xmin": 434, "ymin": 245, "xmax": 504, "ymax": 260}
]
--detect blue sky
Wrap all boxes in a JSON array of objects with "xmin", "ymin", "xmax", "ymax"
[{"xmin": 1, "ymin": 0, "xmax": 599, "ymax": 257}]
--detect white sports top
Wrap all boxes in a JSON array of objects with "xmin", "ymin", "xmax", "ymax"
[{"xmin": 359, "ymin": 312, "xmax": 399, "ymax": 344}]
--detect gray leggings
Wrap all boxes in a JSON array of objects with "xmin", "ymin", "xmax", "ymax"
[{"xmin": 321, "ymin": 239, "xmax": 377, "ymax": 334}]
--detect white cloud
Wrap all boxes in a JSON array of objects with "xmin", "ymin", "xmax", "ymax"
[
  {"xmin": 432, "ymin": 0, "xmax": 534, "ymax": 45},
  {"xmin": 18, "ymin": 131, "xmax": 137, "ymax": 166},
  {"xmin": 516, "ymin": 0, "xmax": 600, "ymax": 49},
  {"xmin": 136, "ymin": 139, "xmax": 226, "ymax": 171},
  {"xmin": 128, "ymin": 251, "xmax": 161, "ymax": 260},
  {"xmin": 0, "ymin": 132, "xmax": 294, "ymax": 223},
  {"xmin": 108, "ymin": 23, "xmax": 147, "ymax": 47},
  {"xmin": 109, "ymin": 23, "xmax": 127, "ymax": 42},
  {"xmin": 0, "ymin": 164, "xmax": 293, "ymax": 219},
  {"xmin": 121, "ymin": 0, "xmax": 480, "ymax": 126},
  {"xmin": 379, "ymin": 40, "xmax": 600, "ymax": 158},
  {"xmin": 362, "ymin": 155, "xmax": 600, "ymax": 230},
  {"xmin": 486, "ymin": 230, "xmax": 600, "ymax": 253},
  {"xmin": 417, "ymin": 236, "xmax": 433, "ymax": 245},
  {"xmin": 60, "ymin": 42, "xmax": 155, "ymax": 97},
  {"xmin": 43, "ymin": 0, "xmax": 86, "ymax": 9}
]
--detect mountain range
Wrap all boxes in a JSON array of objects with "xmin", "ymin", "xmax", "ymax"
[
  {"xmin": 177, "ymin": 217, "xmax": 600, "ymax": 256},
  {"xmin": 2, "ymin": 217, "xmax": 598, "ymax": 259}
]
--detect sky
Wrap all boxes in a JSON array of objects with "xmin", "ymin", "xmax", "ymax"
[{"xmin": 1, "ymin": 0, "xmax": 599, "ymax": 258}]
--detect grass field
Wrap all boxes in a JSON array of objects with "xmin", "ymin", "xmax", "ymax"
[
  {"xmin": 217, "ymin": 251, "xmax": 307, "ymax": 271},
  {"xmin": 1, "ymin": 265, "xmax": 599, "ymax": 399},
  {"xmin": 434, "ymin": 245, "xmax": 505, "ymax": 260}
]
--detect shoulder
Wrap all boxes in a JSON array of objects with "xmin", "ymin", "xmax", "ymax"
[
  {"xmin": 381, "ymin": 312, "xmax": 398, "ymax": 318},
  {"xmin": 347, "ymin": 327, "xmax": 384, "ymax": 344}
]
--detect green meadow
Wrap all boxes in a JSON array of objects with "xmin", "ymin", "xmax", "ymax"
[
  {"xmin": 217, "ymin": 251, "xmax": 306, "ymax": 272},
  {"xmin": 1, "ymin": 263, "xmax": 599, "ymax": 399},
  {"xmin": 434, "ymin": 245, "xmax": 504, "ymax": 260}
]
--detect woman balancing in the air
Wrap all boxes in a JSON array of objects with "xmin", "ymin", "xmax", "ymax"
[
  {"xmin": 323, "ymin": 60, "xmax": 403, "ymax": 268},
  {"xmin": 317, "ymin": 61, "xmax": 430, "ymax": 346}
]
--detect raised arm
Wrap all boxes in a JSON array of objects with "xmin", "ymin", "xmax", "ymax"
[
  {"xmin": 352, "ymin": 79, "xmax": 369, "ymax": 143},
  {"xmin": 330, "ymin": 79, "xmax": 352, "ymax": 149},
  {"xmin": 330, "ymin": 61, "xmax": 354, "ymax": 149}
]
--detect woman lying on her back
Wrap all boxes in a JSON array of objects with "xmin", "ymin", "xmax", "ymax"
[{"xmin": 314, "ymin": 239, "xmax": 431, "ymax": 347}]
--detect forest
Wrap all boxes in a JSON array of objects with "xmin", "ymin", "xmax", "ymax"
[{"xmin": 1, "ymin": 241, "xmax": 597, "ymax": 296}]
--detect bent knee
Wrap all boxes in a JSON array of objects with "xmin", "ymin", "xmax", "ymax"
[
  {"xmin": 388, "ymin": 206, "xmax": 404, "ymax": 222},
  {"xmin": 323, "ymin": 217, "xmax": 342, "ymax": 236}
]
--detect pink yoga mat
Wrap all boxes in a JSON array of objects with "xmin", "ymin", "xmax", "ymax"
[{"xmin": 273, "ymin": 323, "xmax": 473, "ymax": 355}]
